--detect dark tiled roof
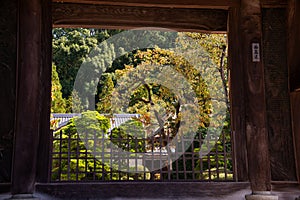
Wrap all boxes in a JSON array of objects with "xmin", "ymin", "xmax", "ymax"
[{"xmin": 51, "ymin": 113, "xmax": 140, "ymax": 131}]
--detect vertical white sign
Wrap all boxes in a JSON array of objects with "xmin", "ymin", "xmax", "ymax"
[{"xmin": 252, "ymin": 43, "xmax": 260, "ymax": 62}]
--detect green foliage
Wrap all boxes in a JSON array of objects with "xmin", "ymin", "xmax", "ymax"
[
  {"xmin": 52, "ymin": 28, "xmax": 98, "ymax": 98},
  {"xmin": 79, "ymin": 42, "xmax": 116, "ymax": 110},
  {"xmin": 131, "ymin": 47, "xmax": 212, "ymax": 128},
  {"xmin": 96, "ymin": 73, "xmax": 115, "ymax": 113},
  {"xmin": 94, "ymin": 32, "xmax": 231, "ymax": 181},
  {"xmin": 51, "ymin": 111, "xmax": 110, "ymax": 181},
  {"xmin": 92, "ymin": 29, "xmax": 123, "ymax": 44},
  {"xmin": 52, "ymin": 28, "xmax": 181, "ymax": 111},
  {"xmin": 75, "ymin": 110, "xmax": 110, "ymax": 134},
  {"xmin": 51, "ymin": 63, "xmax": 66, "ymax": 113},
  {"xmin": 51, "ymin": 29, "xmax": 232, "ymax": 181},
  {"xmin": 51, "ymin": 111, "xmax": 149, "ymax": 181},
  {"xmin": 172, "ymin": 127, "xmax": 233, "ymax": 180},
  {"xmin": 65, "ymin": 90, "xmax": 84, "ymax": 113},
  {"xmin": 110, "ymin": 119, "xmax": 146, "ymax": 153},
  {"xmin": 178, "ymin": 33, "xmax": 230, "ymax": 111}
]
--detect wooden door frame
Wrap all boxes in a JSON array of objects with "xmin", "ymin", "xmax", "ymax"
[
  {"xmin": 13, "ymin": 0, "xmax": 295, "ymax": 196},
  {"xmin": 38, "ymin": 1, "xmax": 249, "ymax": 183}
]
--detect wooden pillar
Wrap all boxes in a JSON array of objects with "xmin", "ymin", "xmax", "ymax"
[
  {"xmin": 228, "ymin": 6, "xmax": 248, "ymax": 182},
  {"xmin": 0, "ymin": 0, "xmax": 17, "ymax": 186},
  {"xmin": 291, "ymin": 92, "xmax": 300, "ymax": 183},
  {"xmin": 288, "ymin": 0, "xmax": 300, "ymax": 183},
  {"xmin": 239, "ymin": 0, "xmax": 272, "ymax": 194},
  {"xmin": 36, "ymin": 0, "xmax": 52, "ymax": 183},
  {"xmin": 11, "ymin": 0, "xmax": 43, "ymax": 195},
  {"xmin": 288, "ymin": 0, "xmax": 300, "ymax": 91},
  {"xmin": 262, "ymin": 8, "xmax": 297, "ymax": 181}
]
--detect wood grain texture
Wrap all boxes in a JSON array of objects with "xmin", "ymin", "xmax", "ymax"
[
  {"xmin": 52, "ymin": 0, "xmax": 238, "ymax": 9},
  {"xmin": 36, "ymin": 182, "xmax": 250, "ymax": 199},
  {"xmin": 288, "ymin": 0, "xmax": 300, "ymax": 91},
  {"xmin": 52, "ymin": 3, "xmax": 228, "ymax": 32},
  {"xmin": 261, "ymin": 0, "xmax": 287, "ymax": 7},
  {"xmin": 262, "ymin": 8, "xmax": 297, "ymax": 181},
  {"xmin": 0, "ymin": 0, "xmax": 17, "ymax": 184},
  {"xmin": 11, "ymin": 0, "xmax": 43, "ymax": 194},
  {"xmin": 240, "ymin": 0, "xmax": 271, "ymax": 191},
  {"xmin": 51, "ymin": 0, "xmax": 287, "ymax": 9},
  {"xmin": 288, "ymin": 0, "xmax": 300, "ymax": 181},
  {"xmin": 290, "ymin": 92, "xmax": 300, "ymax": 183},
  {"xmin": 228, "ymin": 6, "xmax": 248, "ymax": 181},
  {"xmin": 36, "ymin": 0, "xmax": 53, "ymax": 183}
]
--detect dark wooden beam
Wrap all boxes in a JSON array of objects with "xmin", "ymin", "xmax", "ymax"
[
  {"xmin": 36, "ymin": 182, "xmax": 250, "ymax": 199},
  {"xmin": 240, "ymin": 0, "xmax": 271, "ymax": 191},
  {"xmin": 262, "ymin": 8, "xmax": 297, "ymax": 181},
  {"xmin": 0, "ymin": 183, "xmax": 11, "ymax": 193},
  {"xmin": 228, "ymin": 6, "xmax": 248, "ymax": 181},
  {"xmin": 52, "ymin": 0, "xmax": 288, "ymax": 9},
  {"xmin": 288, "ymin": 1, "xmax": 300, "ymax": 182},
  {"xmin": 288, "ymin": 0, "xmax": 300, "ymax": 91},
  {"xmin": 11, "ymin": 0, "xmax": 46, "ymax": 194},
  {"xmin": 52, "ymin": 3, "xmax": 228, "ymax": 32},
  {"xmin": 287, "ymin": 0, "xmax": 300, "ymax": 183},
  {"xmin": 52, "ymin": 0, "xmax": 238, "ymax": 9},
  {"xmin": 0, "ymin": 0, "xmax": 17, "ymax": 184},
  {"xmin": 261, "ymin": 0, "xmax": 287, "ymax": 8},
  {"xmin": 290, "ymin": 91, "xmax": 300, "ymax": 183},
  {"xmin": 36, "ymin": 0, "xmax": 53, "ymax": 183}
]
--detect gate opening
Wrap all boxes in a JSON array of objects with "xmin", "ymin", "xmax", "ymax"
[{"xmin": 50, "ymin": 28, "xmax": 233, "ymax": 182}]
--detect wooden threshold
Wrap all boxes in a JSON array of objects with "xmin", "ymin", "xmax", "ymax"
[{"xmin": 36, "ymin": 182, "xmax": 250, "ymax": 199}]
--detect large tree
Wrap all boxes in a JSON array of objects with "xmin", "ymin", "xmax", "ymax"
[
  {"xmin": 96, "ymin": 73, "xmax": 114, "ymax": 113},
  {"xmin": 96, "ymin": 32, "xmax": 231, "ymax": 179},
  {"xmin": 51, "ymin": 30, "xmax": 232, "ymax": 180},
  {"xmin": 52, "ymin": 28, "xmax": 180, "ymax": 114},
  {"xmin": 52, "ymin": 28, "xmax": 98, "ymax": 98},
  {"xmin": 51, "ymin": 63, "xmax": 66, "ymax": 113}
]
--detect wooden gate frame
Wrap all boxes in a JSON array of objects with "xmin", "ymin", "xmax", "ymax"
[
  {"xmin": 49, "ymin": 0, "xmax": 249, "ymax": 182},
  {"xmin": 11, "ymin": 0, "xmax": 295, "ymax": 197}
]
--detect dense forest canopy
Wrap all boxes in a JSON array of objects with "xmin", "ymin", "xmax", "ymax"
[{"xmin": 51, "ymin": 28, "xmax": 228, "ymax": 114}]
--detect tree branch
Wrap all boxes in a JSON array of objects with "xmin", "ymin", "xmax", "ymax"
[{"xmin": 219, "ymin": 44, "xmax": 230, "ymax": 111}]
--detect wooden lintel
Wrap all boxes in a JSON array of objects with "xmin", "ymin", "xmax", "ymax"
[
  {"xmin": 52, "ymin": 0, "xmax": 238, "ymax": 9},
  {"xmin": 52, "ymin": 0, "xmax": 288, "ymax": 9},
  {"xmin": 52, "ymin": 3, "xmax": 228, "ymax": 32}
]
